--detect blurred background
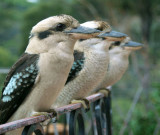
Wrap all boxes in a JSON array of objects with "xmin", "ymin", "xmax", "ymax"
[{"xmin": 0, "ymin": 0, "xmax": 160, "ymax": 134}]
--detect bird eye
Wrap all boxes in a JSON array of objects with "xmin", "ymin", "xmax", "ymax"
[
  {"xmin": 114, "ymin": 41, "xmax": 121, "ymax": 46},
  {"xmin": 55, "ymin": 23, "xmax": 66, "ymax": 31},
  {"xmin": 79, "ymin": 39, "xmax": 86, "ymax": 42},
  {"xmin": 97, "ymin": 27, "xmax": 103, "ymax": 31}
]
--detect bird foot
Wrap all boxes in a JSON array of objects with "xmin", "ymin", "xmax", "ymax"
[
  {"xmin": 41, "ymin": 119, "xmax": 51, "ymax": 126},
  {"xmin": 41, "ymin": 116, "xmax": 57, "ymax": 126},
  {"xmin": 31, "ymin": 109, "xmax": 57, "ymax": 119},
  {"xmin": 32, "ymin": 109, "xmax": 57, "ymax": 126},
  {"xmin": 47, "ymin": 109, "xmax": 57, "ymax": 116},
  {"xmin": 32, "ymin": 112, "xmax": 49, "ymax": 117},
  {"xmin": 98, "ymin": 88, "xmax": 110, "ymax": 97},
  {"xmin": 71, "ymin": 98, "xmax": 90, "ymax": 112}
]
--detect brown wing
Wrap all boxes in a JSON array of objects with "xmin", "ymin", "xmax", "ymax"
[
  {"xmin": 0, "ymin": 53, "xmax": 39, "ymax": 124},
  {"xmin": 65, "ymin": 50, "xmax": 85, "ymax": 84}
]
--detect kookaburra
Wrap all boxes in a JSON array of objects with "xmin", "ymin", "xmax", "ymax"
[
  {"xmin": 0, "ymin": 15, "xmax": 100, "ymax": 134},
  {"xmin": 92, "ymin": 35, "xmax": 143, "ymax": 94},
  {"xmin": 51, "ymin": 21, "xmax": 128, "ymax": 109}
]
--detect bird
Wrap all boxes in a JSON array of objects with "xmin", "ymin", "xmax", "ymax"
[
  {"xmin": 92, "ymin": 35, "xmax": 143, "ymax": 95},
  {"xmin": 0, "ymin": 14, "xmax": 101, "ymax": 135},
  {"xmin": 51, "ymin": 21, "xmax": 128, "ymax": 110}
]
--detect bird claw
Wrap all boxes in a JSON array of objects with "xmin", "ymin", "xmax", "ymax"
[
  {"xmin": 32, "ymin": 112, "xmax": 50, "ymax": 117},
  {"xmin": 31, "ymin": 109, "xmax": 57, "ymax": 120},
  {"xmin": 98, "ymin": 88, "xmax": 110, "ymax": 97},
  {"xmin": 71, "ymin": 98, "xmax": 90, "ymax": 112},
  {"xmin": 31, "ymin": 109, "xmax": 57, "ymax": 126},
  {"xmin": 41, "ymin": 119, "xmax": 51, "ymax": 126},
  {"xmin": 41, "ymin": 116, "xmax": 57, "ymax": 126},
  {"xmin": 47, "ymin": 109, "xmax": 57, "ymax": 117}
]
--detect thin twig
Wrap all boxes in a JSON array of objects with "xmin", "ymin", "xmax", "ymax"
[
  {"xmin": 0, "ymin": 68, "xmax": 9, "ymax": 74},
  {"xmin": 153, "ymin": 118, "xmax": 160, "ymax": 135},
  {"xmin": 119, "ymin": 86, "xmax": 143, "ymax": 135}
]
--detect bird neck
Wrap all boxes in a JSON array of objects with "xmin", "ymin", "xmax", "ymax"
[{"xmin": 56, "ymin": 39, "xmax": 76, "ymax": 55}]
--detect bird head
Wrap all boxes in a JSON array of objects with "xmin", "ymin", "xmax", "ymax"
[
  {"xmin": 75, "ymin": 21, "xmax": 128, "ymax": 52},
  {"xmin": 109, "ymin": 36, "xmax": 143, "ymax": 55},
  {"xmin": 25, "ymin": 14, "xmax": 100, "ymax": 54}
]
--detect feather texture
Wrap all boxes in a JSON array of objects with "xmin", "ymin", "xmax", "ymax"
[
  {"xmin": 66, "ymin": 50, "xmax": 85, "ymax": 84},
  {"xmin": 0, "ymin": 53, "xmax": 39, "ymax": 124}
]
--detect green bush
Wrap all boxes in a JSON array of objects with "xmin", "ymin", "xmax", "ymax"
[{"xmin": 0, "ymin": 47, "xmax": 17, "ymax": 67}]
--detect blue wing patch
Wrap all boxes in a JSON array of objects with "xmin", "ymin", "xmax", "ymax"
[{"xmin": 2, "ymin": 64, "xmax": 37, "ymax": 103}]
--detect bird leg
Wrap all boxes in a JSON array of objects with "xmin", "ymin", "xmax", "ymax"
[
  {"xmin": 98, "ymin": 88, "xmax": 110, "ymax": 97},
  {"xmin": 71, "ymin": 98, "xmax": 90, "ymax": 112}
]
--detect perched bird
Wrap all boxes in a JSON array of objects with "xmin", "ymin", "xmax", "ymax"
[
  {"xmin": 51, "ymin": 21, "xmax": 127, "ymax": 109},
  {"xmin": 0, "ymin": 15, "xmax": 100, "ymax": 134},
  {"xmin": 92, "ymin": 35, "xmax": 143, "ymax": 94}
]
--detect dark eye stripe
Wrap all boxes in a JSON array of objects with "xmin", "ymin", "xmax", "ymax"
[
  {"xmin": 38, "ymin": 30, "xmax": 52, "ymax": 40},
  {"xmin": 79, "ymin": 39, "xmax": 86, "ymax": 42}
]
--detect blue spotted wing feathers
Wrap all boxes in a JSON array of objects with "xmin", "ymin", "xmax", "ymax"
[
  {"xmin": 66, "ymin": 50, "xmax": 85, "ymax": 84},
  {"xmin": 0, "ymin": 53, "xmax": 39, "ymax": 124}
]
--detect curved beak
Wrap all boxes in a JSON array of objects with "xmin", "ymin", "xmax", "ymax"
[
  {"xmin": 98, "ymin": 31, "xmax": 128, "ymax": 41},
  {"xmin": 65, "ymin": 26, "xmax": 101, "ymax": 39},
  {"xmin": 123, "ymin": 41, "xmax": 143, "ymax": 50}
]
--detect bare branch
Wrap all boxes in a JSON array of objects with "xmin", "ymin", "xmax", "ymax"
[{"xmin": 119, "ymin": 86, "xmax": 143, "ymax": 135}]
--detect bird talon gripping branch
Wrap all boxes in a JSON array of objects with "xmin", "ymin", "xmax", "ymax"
[
  {"xmin": 32, "ymin": 110, "xmax": 57, "ymax": 126},
  {"xmin": 82, "ymin": 98, "xmax": 90, "ymax": 112},
  {"xmin": 32, "ymin": 112, "xmax": 51, "ymax": 118},
  {"xmin": 98, "ymin": 88, "xmax": 110, "ymax": 97},
  {"xmin": 48, "ymin": 109, "xmax": 57, "ymax": 117},
  {"xmin": 71, "ymin": 99, "xmax": 90, "ymax": 112}
]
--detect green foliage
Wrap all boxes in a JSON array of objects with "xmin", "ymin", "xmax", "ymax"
[
  {"xmin": 112, "ymin": 98, "xmax": 132, "ymax": 134},
  {"xmin": 20, "ymin": 0, "xmax": 73, "ymax": 52},
  {"xmin": 150, "ymin": 22, "xmax": 160, "ymax": 63},
  {"xmin": 112, "ymin": 97, "xmax": 157, "ymax": 135},
  {"xmin": 0, "ymin": 47, "xmax": 17, "ymax": 67},
  {"xmin": 0, "ymin": 0, "xmax": 34, "ymax": 59},
  {"xmin": 130, "ymin": 111, "xmax": 156, "ymax": 135},
  {"xmin": 151, "ymin": 83, "xmax": 160, "ymax": 116},
  {"xmin": 112, "ymin": 98, "xmax": 146, "ymax": 135}
]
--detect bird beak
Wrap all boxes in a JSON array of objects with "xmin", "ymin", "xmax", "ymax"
[
  {"xmin": 122, "ymin": 41, "xmax": 143, "ymax": 50},
  {"xmin": 98, "ymin": 31, "xmax": 128, "ymax": 41},
  {"xmin": 64, "ymin": 26, "xmax": 101, "ymax": 39}
]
